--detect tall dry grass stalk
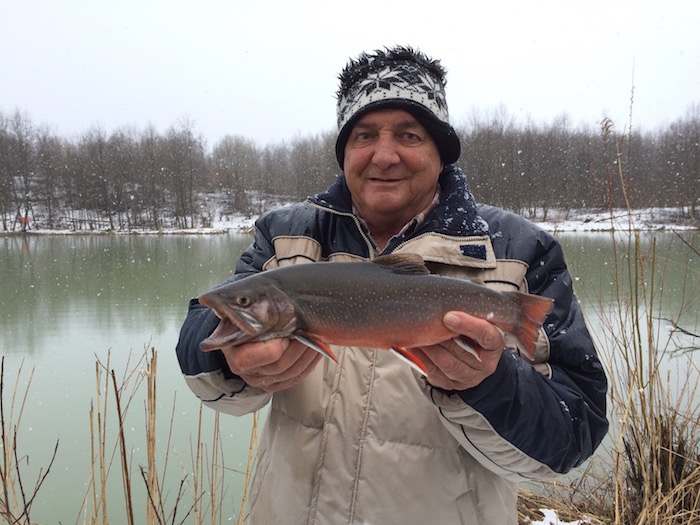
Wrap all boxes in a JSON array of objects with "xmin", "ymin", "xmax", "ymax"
[
  {"xmin": 598, "ymin": 119, "xmax": 700, "ymax": 524},
  {"xmin": 237, "ymin": 410, "xmax": 259, "ymax": 525},
  {"xmin": 75, "ymin": 346, "xmax": 256, "ymax": 524},
  {"xmin": 0, "ymin": 357, "xmax": 58, "ymax": 524},
  {"xmin": 82, "ymin": 350, "xmax": 147, "ymax": 523},
  {"xmin": 145, "ymin": 349, "xmax": 160, "ymax": 524},
  {"xmin": 518, "ymin": 117, "xmax": 700, "ymax": 524}
]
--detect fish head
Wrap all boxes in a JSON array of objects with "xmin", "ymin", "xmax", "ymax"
[{"xmin": 198, "ymin": 278, "xmax": 297, "ymax": 351}]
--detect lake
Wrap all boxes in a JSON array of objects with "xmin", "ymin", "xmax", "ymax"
[{"xmin": 1, "ymin": 230, "xmax": 698, "ymax": 522}]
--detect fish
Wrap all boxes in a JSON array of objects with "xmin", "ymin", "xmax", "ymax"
[{"xmin": 198, "ymin": 253, "xmax": 554, "ymax": 374}]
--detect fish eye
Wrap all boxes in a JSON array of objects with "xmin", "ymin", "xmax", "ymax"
[{"xmin": 236, "ymin": 295, "xmax": 251, "ymax": 307}]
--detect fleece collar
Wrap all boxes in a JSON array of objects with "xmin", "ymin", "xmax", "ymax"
[{"xmin": 308, "ymin": 164, "xmax": 488, "ymax": 239}]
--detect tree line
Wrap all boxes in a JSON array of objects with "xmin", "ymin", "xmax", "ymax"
[{"xmin": 0, "ymin": 104, "xmax": 698, "ymax": 232}]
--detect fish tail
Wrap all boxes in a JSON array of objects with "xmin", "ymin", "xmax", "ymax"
[{"xmin": 500, "ymin": 292, "xmax": 553, "ymax": 359}]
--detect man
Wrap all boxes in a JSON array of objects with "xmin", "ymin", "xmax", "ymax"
[{"xmin": 176, "ymin": 46, "xmax": 608, "ymax": 524}]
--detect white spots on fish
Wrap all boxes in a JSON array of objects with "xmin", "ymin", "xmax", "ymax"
[{"xmin": 486, "ymin": 312, "xmax": 495, "ymax": 321}]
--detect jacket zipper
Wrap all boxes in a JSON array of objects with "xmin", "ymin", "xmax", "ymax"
[{"xmin": 307, "ymin": 201, "xmax": 377, "ymax": 259}]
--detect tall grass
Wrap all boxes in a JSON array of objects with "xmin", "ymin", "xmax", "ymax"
[
  {"xmin": 0, "ymin": 357, "xmax": 58, "ymax": 524},
  {"xmin": 0, "ymin": 347, "xmax": 258, "ymax": 524},
  {"xmin": 77, "ymin": 347, "xmax": 260, "ymax": 524},
  {"xmin": 596, "ymin": 118, "xmax": 700, "ymax": 524},
  {"xmin": 518, "ymin": 119, "xmax": 700, "ymax": 524}
]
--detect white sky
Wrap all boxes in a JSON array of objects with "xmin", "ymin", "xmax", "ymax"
[{"xmin": 1, "ymin": 0, "xmax": 698, "ymax": 146}]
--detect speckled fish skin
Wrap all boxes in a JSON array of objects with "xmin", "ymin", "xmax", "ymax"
[{"xmin": 198, "ymin": 253, "xmax": 553, "ymax": 357}]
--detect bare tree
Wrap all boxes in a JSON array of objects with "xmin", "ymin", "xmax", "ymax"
[
  {"xmin": 659, "ymin": 104, "xmax": 700, "ymax": 218},
  {"xmin": 137, "ymin": 125, "xmax": 166, "ymax": 229},
  {"xmin": 162, "ymin": 119, "xmax": 206, "ymax": 228},
  {"xmin": 211, "ymin": 135, "xmax": 258, "ymax": 215},
  {"xmin": 34, "ymin": 126, "xmax": 65, "ymax": 229},
  {"xmin": 6, "ymin": 111, "xmax": 36, "ymax": 231},
  {"xmin": 0, "ymin": 113, "xmax": 13, "ymax": 230}
]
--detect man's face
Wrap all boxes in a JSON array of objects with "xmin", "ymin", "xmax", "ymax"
[{"xmin": 343, "ymin": 108, "xmax": 443, "ymax": 231}]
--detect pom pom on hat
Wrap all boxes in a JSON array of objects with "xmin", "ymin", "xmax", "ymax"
[{"xmin": 335, "ymin": 46, "xmax": 461, "ymax": 169}]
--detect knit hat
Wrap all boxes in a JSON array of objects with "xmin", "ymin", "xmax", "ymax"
[{"xmin": 335, "ymin": 46, "xmax": 461, "ymax": 169}]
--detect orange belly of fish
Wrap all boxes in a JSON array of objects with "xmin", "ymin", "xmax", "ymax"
[{"xmin": 310, "ymin": 320, "xmax": 454, "ymax": 349}]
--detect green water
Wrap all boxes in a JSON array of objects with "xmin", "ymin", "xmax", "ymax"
[{"xmin": 1, "ymin": 230, "xmax": 697, "ymax": 522}]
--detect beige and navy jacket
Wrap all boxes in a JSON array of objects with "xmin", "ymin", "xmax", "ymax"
[{"xmin": 176, "ymin": 165, "xmax": 608, "ymax": 525}]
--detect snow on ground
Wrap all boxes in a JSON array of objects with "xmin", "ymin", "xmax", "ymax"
[
  {"xmin": 528, "ymin": 508, "xmax": 591, "ymax": 524},
  {"xmin": 146, "ymin": 207, "xmax": 700, "ymax": 235},
  {"xmin": 209, "ymin": 207, "xmax": 697, "ymax": 234},
  {"xmin": 186, "ymin": 206, "xmax": 698, "ymax": 235},
  {"xmin": 533, "ymin": 207, "xmax": 697, "ymax": 233},
  {"xmin": 3, "ymin": 206, "xmax": 697, "ymax": 235}
]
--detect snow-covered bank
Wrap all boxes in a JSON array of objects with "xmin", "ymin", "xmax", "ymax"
[
  {"xmin": 534, "ymin": 207, "xmax": 698, "ymax": 233},
  {"xmin": 210, "ymin": 207, "xmax": 697, "ymax": 234},
  {"xmin": 4, "ymin": 207, "xmax": 697, "ymax": 236}
]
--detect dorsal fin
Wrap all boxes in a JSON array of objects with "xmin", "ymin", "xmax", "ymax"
[{"xmin": 372, "ymin": 253, "xmax": 431, "ymax": 275}]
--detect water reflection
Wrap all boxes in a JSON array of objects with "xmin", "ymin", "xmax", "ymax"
[
  {"xmin": 562, "ymin": 231, "xmax": 699, "ymax": 324},
  {"xmin": 2, "ymin": 234, "xmax": 253, "ymax": 358}
]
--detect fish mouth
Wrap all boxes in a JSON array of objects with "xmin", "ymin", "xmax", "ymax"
[{"xmin": 199, "ymin": 302, "xmax": 265, "ymax": 351}]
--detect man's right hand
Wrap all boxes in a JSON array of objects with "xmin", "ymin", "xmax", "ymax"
[{"xmin": 203, "ymin": 338, "xmax": 322, "ymax": 392}]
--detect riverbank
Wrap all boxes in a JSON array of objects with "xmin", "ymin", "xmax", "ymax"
[{"xmin": 3, "ymin": 206, "xmax": 698, "ymax": 236}]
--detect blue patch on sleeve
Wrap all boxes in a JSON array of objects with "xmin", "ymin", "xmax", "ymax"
[{"xmin": 460, "ymin": 244, "xmax": 487, "ymax": 260}]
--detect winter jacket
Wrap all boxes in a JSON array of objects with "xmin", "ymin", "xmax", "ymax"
[{"xmin": 176, "ymin": 164, "xmax": 609, "ymax": 525}]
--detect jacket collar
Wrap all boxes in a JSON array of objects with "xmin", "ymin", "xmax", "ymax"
[
  {"xmin": 309, "ymin": 164, "xmax": 489, "ymax": 238},
  {"xmin": 309, "ymin": 165, "xmax": 495, "ymax": 267}
]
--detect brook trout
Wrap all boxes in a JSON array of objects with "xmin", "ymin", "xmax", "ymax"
[{"xmin": 198, "ymin": 253, "xmax": 553, "ymax": 373}]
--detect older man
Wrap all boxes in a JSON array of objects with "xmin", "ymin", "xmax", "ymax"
[{"xmin": 176, "ymin": 46, "xmax": 608, "ymax": 524}]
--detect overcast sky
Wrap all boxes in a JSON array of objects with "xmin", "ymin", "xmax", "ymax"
[{"xmin": 2, "ymin": 0, "xmax": 698, "ymax": 147}]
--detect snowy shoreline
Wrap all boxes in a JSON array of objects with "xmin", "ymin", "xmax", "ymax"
[{"xmin": 4, "ymin": 207, "xmax": 697, "ymax": 236}]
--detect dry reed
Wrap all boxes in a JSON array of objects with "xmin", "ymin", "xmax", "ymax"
[
  {"xmin": 518, "ymin": 117, "xmax": 700, "ymax": 524},
  {"xmin": 0, "ymin": 357, "xmax": 58, "ymax": 524}
]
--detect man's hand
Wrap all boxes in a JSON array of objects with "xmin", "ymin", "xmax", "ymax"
[
  {"xmin": 202, "ymin": 338, "xmax": 322, "ymax": 392},
  {"xmin": 410, "ymin": 311, "xmax": 505, "ymax": 391}
]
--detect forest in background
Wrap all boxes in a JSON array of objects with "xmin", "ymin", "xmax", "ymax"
[{"xmin": 1, "ymin": 103, "xmax": 698, "ymax": 232}]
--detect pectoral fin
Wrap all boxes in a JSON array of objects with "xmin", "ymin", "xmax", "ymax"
[
  {"xmin": 390, "ymin": 346, "xmax": 428, "ymax": 376},
  {"xmin": 452, "ymin": 337, "xmax": 483, "ymax": 362},
  {"xmin": 294, "ymin": 333, "xmax": 338, "ymax": 363}
]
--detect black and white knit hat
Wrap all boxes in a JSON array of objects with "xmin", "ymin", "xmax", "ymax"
[{"xmin": 335, "ymin": 46, "xmax": 461, "ymax": 168}]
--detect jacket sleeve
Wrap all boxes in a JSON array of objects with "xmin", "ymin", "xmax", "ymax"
[
  {"xmin": 425, "ymin": 211, "xmax": 608, "ymax": 481},
  {"xmin": 175, "ymin": 213, "xmax": 280, "ymax": 416}
]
